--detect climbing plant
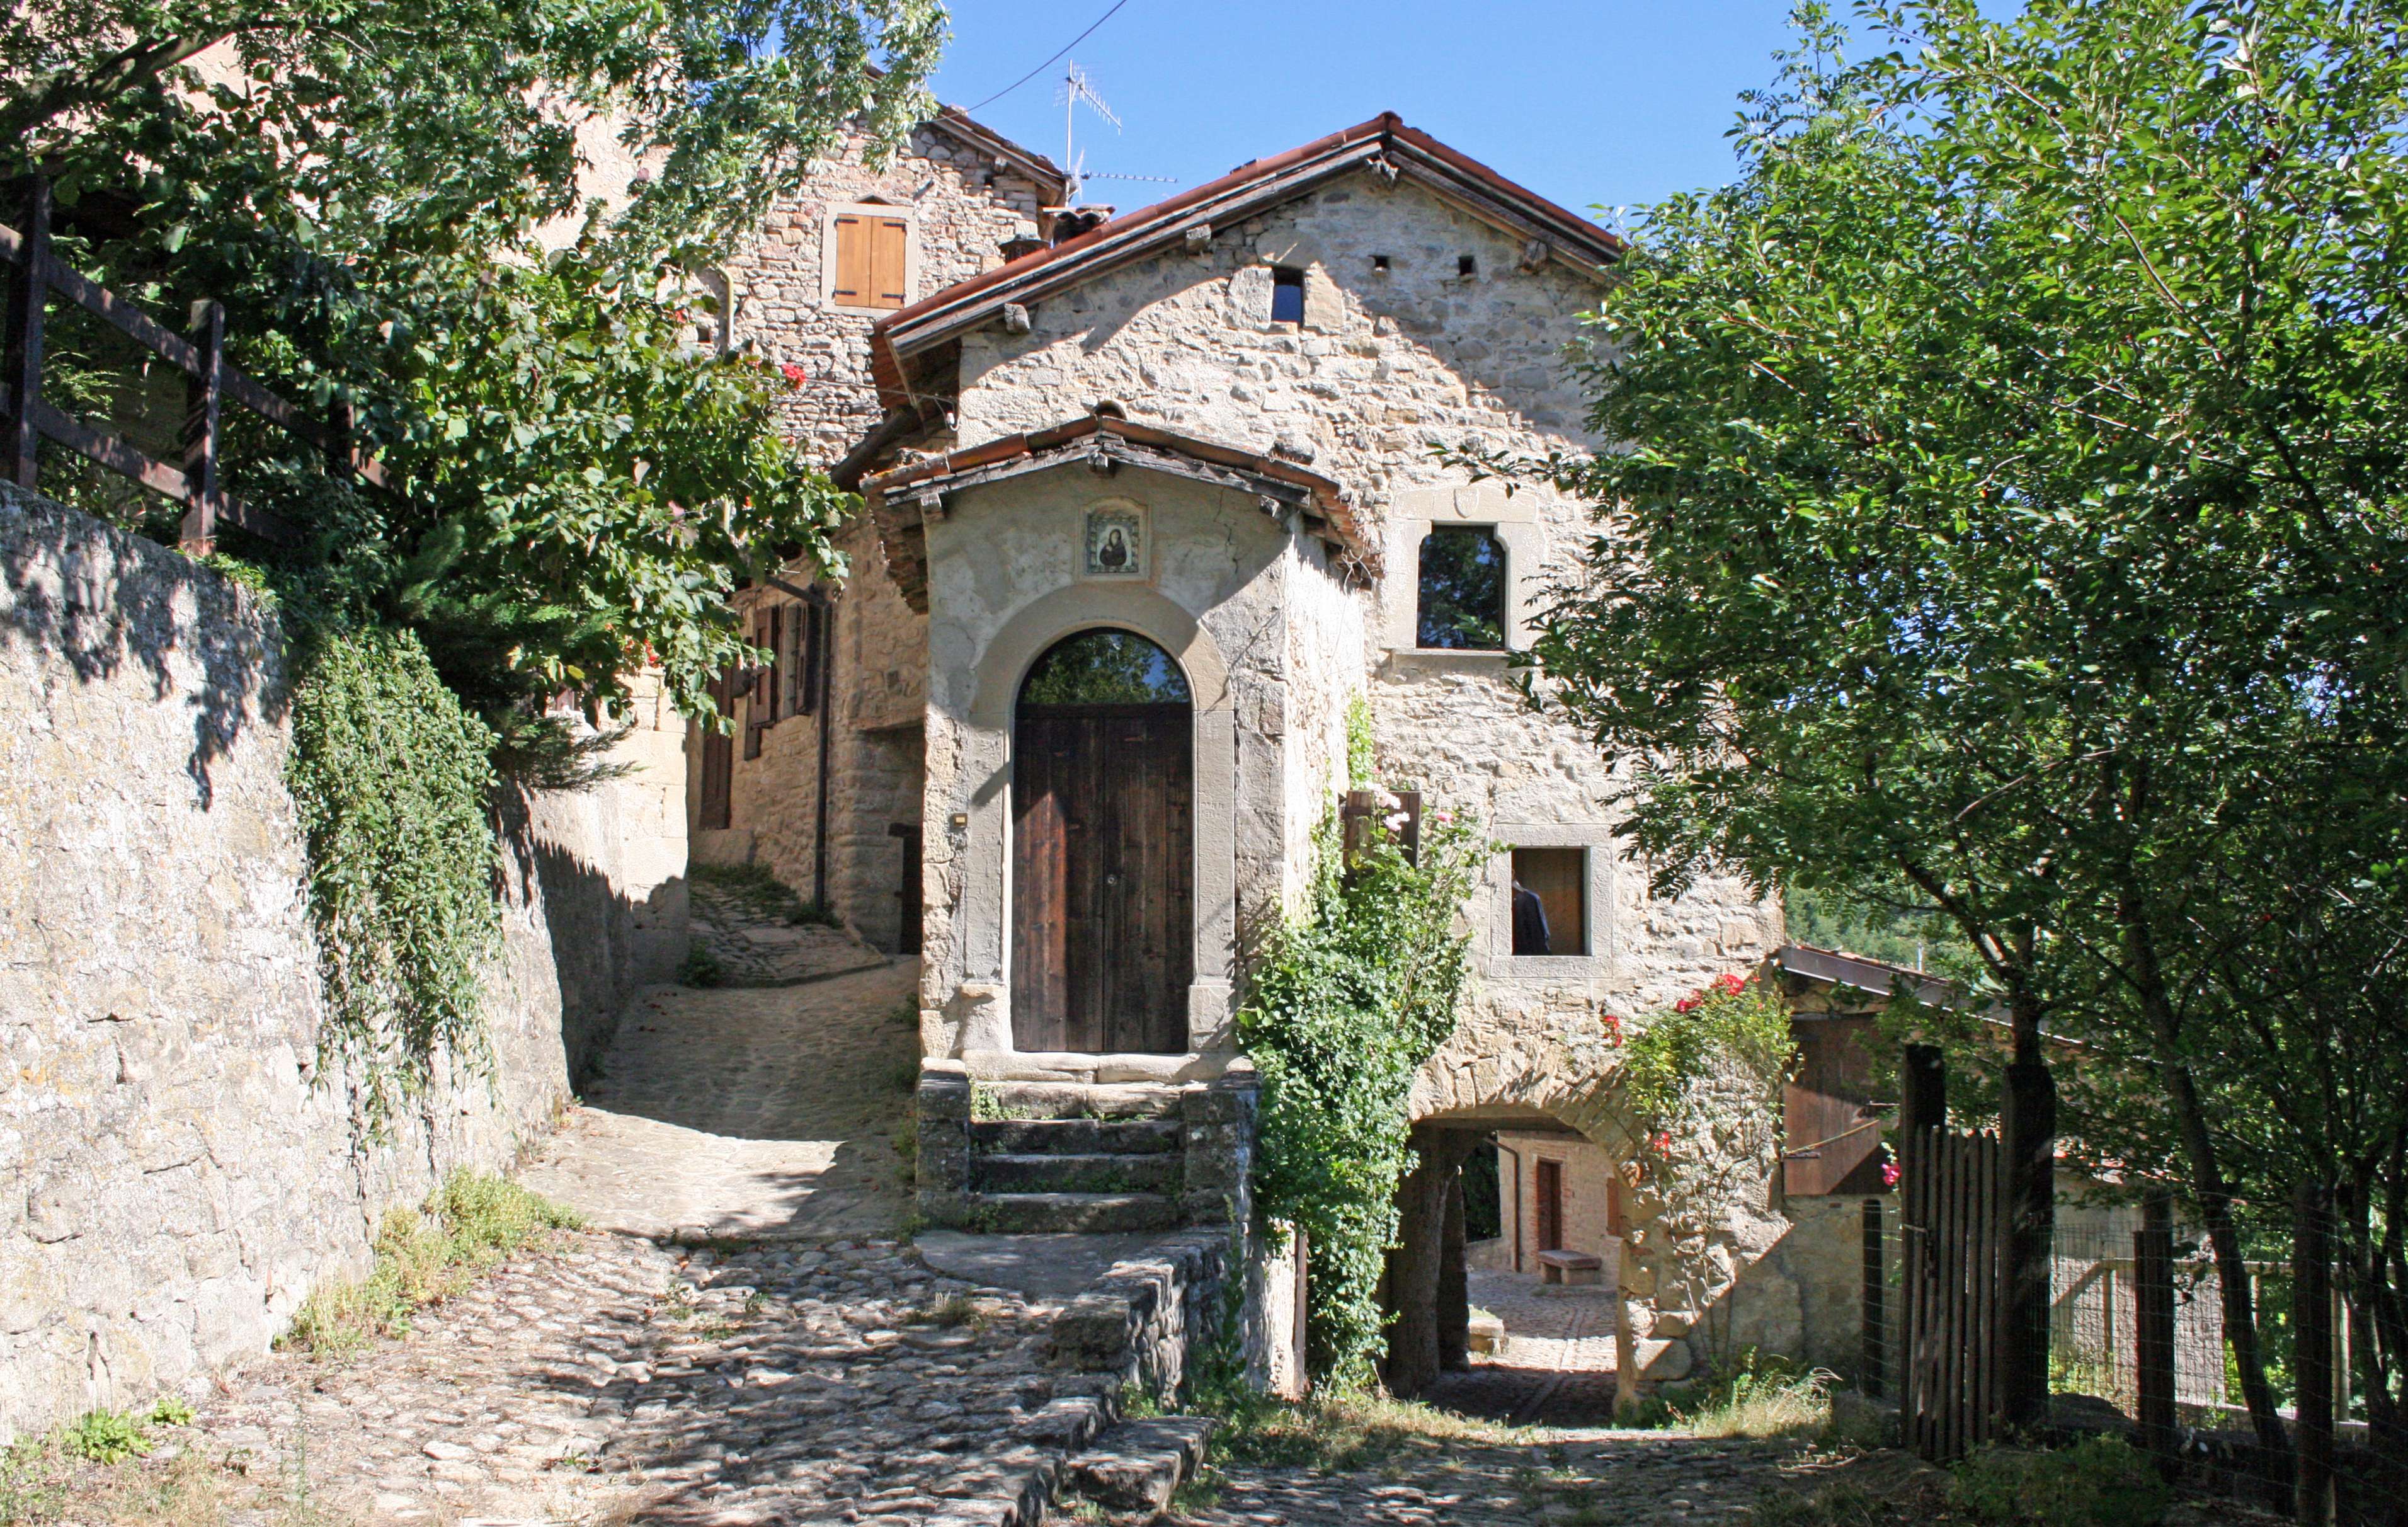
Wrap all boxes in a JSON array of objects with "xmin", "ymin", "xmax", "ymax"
[
  {"xmin": 1618, "ymin": 973, "xmax": 1796, "ymax": 1324},
  {"xmin": 286, "ymin": 623, "xmax": 505, "ymax": 1129},
  {"xmin": 1238, "ymin": 792, "xmax": 1495, "ymax": 1386}
]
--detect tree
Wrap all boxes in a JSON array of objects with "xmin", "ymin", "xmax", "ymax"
[
  {"xmin": 1491, "ymin": 0, "xmax": 2408, "ymax": 1453},
  {"xmin": 2, "ymin": 0, "xmax": 944, "ymax": 739}
]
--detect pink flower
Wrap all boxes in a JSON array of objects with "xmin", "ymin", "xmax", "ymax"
[
  {"xmin": 1882, "ymin": 1161, "xmax": 1902, "ymax": 1187},
  {"xmin": 780, "ymin": 363, "xmax": 809, "ymax": 390}
]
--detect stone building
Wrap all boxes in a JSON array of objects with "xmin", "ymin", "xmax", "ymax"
[{"xmin": 701, "ymin": 110, "xmax": 1885, "ymax": 1395}]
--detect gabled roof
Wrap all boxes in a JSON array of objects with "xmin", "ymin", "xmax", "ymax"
[
  {"xmin": 923, "ymin": 106, "xmax": 1068, "ymax": 204},
  {"xmin": 866, "ymin": 113, "xmax": 1624, "ymax": 414},
  {"xmin": 860, "ymin": 413, "xmax": 1378, "ymax": 611}
]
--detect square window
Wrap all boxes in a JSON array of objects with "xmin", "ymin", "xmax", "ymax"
[
  {"xmin": 1512, "ymin": 847, "xmax": 1587, "ymax": 956},
  {"xmin": 1270, "ymin": 265, "xmax": 1305, "ymax": 324}
]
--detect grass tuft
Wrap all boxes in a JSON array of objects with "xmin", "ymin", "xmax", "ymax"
[
  {"xmin": 279, "ymin": 1170, "xmax": 582, "ymax": 1361},
  {"xmin": 1197, "ymin": 1385, "xmax": 1535, "ymax": 1472}
]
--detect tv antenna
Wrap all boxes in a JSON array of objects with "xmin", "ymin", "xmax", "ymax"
[{"xmin": 1059, "ymin": 60, "xmax": 1121, "ymax": 205}]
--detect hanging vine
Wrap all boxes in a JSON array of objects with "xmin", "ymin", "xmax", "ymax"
[
  {"xmin": 1239, "ymin": 787, "xmax": 1495, "ymax": 1386},
  {"xmin": 285, "ymin": 622, "xmax": 505, "ymax": 1129}
]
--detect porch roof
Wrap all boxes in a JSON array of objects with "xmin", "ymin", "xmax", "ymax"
[{"xmin": 860, "ymin": 414, "xmax": 1378, "ymax": 611}]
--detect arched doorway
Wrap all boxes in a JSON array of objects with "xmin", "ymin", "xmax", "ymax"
[{"xmin": 1011, "ymin": 629, "xmax": 1195, "ymax": 1053}]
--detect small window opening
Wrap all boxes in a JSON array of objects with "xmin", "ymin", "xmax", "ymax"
[
  {"xmin": 1371, "ymin": 254, "xmax": 1391, "ymax": 273},
  {"xmin": 1458, "ymin": 253, "xmax": 1478, "ymax": 278},
  {"xmin": 1270, "ymin": 265, "xmax": 1306, "ymax": 324},
  {"xmin": 1512, "ymin": 847, "xmax": 1588, "ymax": 956},
  {"xmin": 1416, "ymin": 525, "xmax": 1505, "ymax": 649}
]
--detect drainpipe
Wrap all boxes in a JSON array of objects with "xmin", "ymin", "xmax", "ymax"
[{"xmin": 1493, "ymin": 1134, "xmax": 1524, "ymax": 1275}]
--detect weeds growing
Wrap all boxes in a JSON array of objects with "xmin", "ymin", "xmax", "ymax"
[{"xmin": 278, "ymin": 1170, "xmax": 582, "ymax": 1361}]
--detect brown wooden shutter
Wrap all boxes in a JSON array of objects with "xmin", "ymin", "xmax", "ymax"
[
  {"xmin": 831, "ymin": 215, "xmax": 868, "ymax": 304},
  {"xmin": 1783, "ymin": 1014, "xmax": 1890, "ymax": 1196},
  {"xmin": 870, "ymin": 217, "xmax": 909, "ymax": 309}
]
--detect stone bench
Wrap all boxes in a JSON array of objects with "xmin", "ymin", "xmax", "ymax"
[{"xmin": 1536, "ymin": 1249, "xmax": 1604, "ymax": 1287}]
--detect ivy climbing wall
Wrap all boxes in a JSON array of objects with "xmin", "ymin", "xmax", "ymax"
[{"xmin": 0, "ymin": 485, "xmax": 683, "ymax": 1441}]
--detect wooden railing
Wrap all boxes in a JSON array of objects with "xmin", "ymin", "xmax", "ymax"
[{"xmin": 0, "ymin": 176, "xmax": 397, "ymax": 553}]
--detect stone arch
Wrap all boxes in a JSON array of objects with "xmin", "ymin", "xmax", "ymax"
[{"xmin": 962, "ymin": 581, "xmax": 1238, "ymax": 1049}]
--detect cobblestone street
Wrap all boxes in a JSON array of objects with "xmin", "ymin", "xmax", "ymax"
[
  {"xmin": 1429, "ymin": 1272, "xmax": 1625, "ymax": 1426},
  {"xmin": 1171, "ymin": 1433, "xmax": 1795, "ymax": 1527},
  {"xmin": 70, "ymin": 961, "xmax": 1114, "ymax": 1526}
]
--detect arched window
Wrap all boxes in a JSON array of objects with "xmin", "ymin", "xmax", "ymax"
[
  {"xmin": 1417, "ymin": 526, "xmax": 1506, "ymax": 649},
  {"xmin": 1018, "ymin": 629, "xmax": 1192, "ymax": 707}
]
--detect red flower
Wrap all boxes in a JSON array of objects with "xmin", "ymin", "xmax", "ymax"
[
  {"xmin": 1674, "ymin": 995, "xmax": 1701, "ymax": 1014},
  {"xmin": 1882, "ymin": 1161, "xmax": 1902, "ymax": 1187},
  {"xmin": 780, "ymin": 363, "xmax": 809, "ymax": 390},
  {"xmin": 1650, "ymin": 1130, "xmax": 1672, "ymax": 1155},
  {"xmin": 1713, "ymin": 972, "xmax": 1747, "ymax": 995},
  {"xmin": 1602, "ymin": 1012, "xmax": 1625, "ymax": 1044}
]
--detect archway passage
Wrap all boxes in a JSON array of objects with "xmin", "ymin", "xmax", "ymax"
[{"xmin": 1012, "ymin": 629, "xmax": 1195, "ymax": 1053}]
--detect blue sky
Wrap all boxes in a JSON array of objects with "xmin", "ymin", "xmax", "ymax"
[{"xmin": 923, "ymin": 1, "xmax": 1807, "ymax": 222}]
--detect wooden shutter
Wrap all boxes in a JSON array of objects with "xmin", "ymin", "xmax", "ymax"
[
  {"xmin": 831, "ymin": 215, "xmax": 869, "ymax": 305},
  {"xmin": 870, "ymin": 217, "xmax": 909, "ymax": 309},
  {"xmin": 1784, "ymin": 1014, "xmax": 1890, "ymax": 1195}
]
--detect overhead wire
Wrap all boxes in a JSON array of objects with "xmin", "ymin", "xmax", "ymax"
[{"xmin": 962, "ymin": 0, "xmax": 1137, "ymax": 113}]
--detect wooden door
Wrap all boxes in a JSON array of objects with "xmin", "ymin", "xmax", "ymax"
[
  {"xmin": 1535, "ymin": 1158, "xmax": 1565, "ymax": 1252},
  {"xmin": 1011, "ymin": 702, "xmax": 1193, "ymax": 1053},
  {"xmin": 1784, "ymin": 1015, "xmax": 1888, "ymax": 1196}
]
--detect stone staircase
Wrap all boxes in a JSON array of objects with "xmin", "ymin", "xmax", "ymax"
[{"xmin": 916, "ymin": 1067, "xmax": 1255, "ymax": 1235}]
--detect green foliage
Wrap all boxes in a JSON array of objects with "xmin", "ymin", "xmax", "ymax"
[
  {"xmin": 679, "ymin": 944, "xmax": 728, "ymax": 988},
  {"xmin": 1344, "ymin": 694, "xmax": 1376, "ymax": 790},
  {"xmin": 1621, "ymin": 974, "xmax": 1795, "ymax": 1137},
  {"xmin": 1238, "ymin": 798, "xmax": 1494, "ymax": 1385},
  {"xmin": 1, "ymin": 0, "xmax": 939, "ymax": 745},
  {"xmin": 280, "ymin": 1170, "xmax": 582, "ymax": 1361},
  {"xmin": 1473, "ymin": 0, "xmax": 2408, "ymax": 1442},
  {"xmin": 1782, "ymin": 885, "xmax": 1979, "ymax": 983},
  {"xmin": 1672, "ymin": 1349, "xmax": 1836, "ymax": 1440},
  {"xmin": 59, "ymin": 1410, "xmax": 147, "ymax": 1466},
  {"xmin": 287, "ymin": 625, "xmax": 503, "ymax": 1126},
  {"xmin": 1018, "ymin": 630, "xmax": 1192, "ymax": 706},
  {"xmin": 1948, "ymin": 1438, "xmax": 2171, "ymax": 1527}
]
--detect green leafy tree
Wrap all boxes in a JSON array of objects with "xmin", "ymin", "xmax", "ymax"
[
  {"xmin": 1486, "ymin": 0, "xmax": 2408, "ymax": 1451},
  {"xmin": 3, "ymin": 0, "xmax": 943, "ymax": 734}
]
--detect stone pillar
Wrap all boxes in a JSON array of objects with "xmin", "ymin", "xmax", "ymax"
[
  {"xmin": 1437, "ymin": 1172, "xmax": 1469, "ymax": 1372},
  {"xmin": 1182, "ymin": 1063, "xmax": 1258, "ymax": 1227},
  {"xmin": 916, "ymin": 1061, "xmax": 972, "ymax": 1227},
  {"xmin": 1383, "ymin": 1126, "xmax": 1479, "ymax": 1398}
]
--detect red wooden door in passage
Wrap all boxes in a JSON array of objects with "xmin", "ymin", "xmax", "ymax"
[
  {"xmin": 1010, "ymin": 702, "xmax": 1194, "ymax": 1053},
  {"xmin": 1535, "ymin": 1158, "xmax": 1565, "ymax": 1253}
]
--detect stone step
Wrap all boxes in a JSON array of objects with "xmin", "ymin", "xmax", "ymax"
[
  {"xmin": 1061, "ymin": 1415, "xmax": 1218, "ymax": 1521},
  {"xmin": 967, "ymin": 1152, "xmax": 1182, "ymax": 1195},
  {"xmin": 970, "ymin": 1117, "xmax": 1184, "ymax": 1156},
  {"xmin": 975, "ymin": 1080, "xmax": 1185, "ymax": 1121},
  {"xmin": 966, "ymin": 1192, "xmax": 1184, "ymax": 1234}
]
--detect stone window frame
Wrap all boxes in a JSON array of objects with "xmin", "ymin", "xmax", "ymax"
[
  {"xmin": 820, "ymin": 200, "xmax": 922, "ymax": 314},
  {"xmin": 1382, "ymin": 482, "xmax": 1544, "ymax": 661},
  {"xmin": 1483, "ymin": 820, "xmax": 1615, "ymax": 980}
]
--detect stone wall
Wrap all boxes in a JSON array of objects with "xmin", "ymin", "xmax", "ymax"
[
  {"xmin": 724, "ymin": 123, "xmax": 1053, "ymax": 462},
  {"xmin": 0, "ymin": 486, "xmax": 678, "ymax": 1439},
  {"xmin": 712, "ymin": 517, "xmax": 928, "ymax": 952}
]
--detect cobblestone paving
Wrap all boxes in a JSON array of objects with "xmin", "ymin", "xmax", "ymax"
[
  {"xmin": 1430, "ymin": 1272, "xmax": 1624, "ymax": 1425},
  {"xmin": 688, "ymin": 879, "xmax": 888, "ymax": 988},
  {"xmin": 520, "ymin": 963, "xmax": 921, "ymax": 1242},
  {"xmin": 80, "ymin": 961, "xmax": 1095, "ymax": 1526},
  {"xmin": 1169, "ymin": 1433, "xmax": 1793, "ymax": 1526}
]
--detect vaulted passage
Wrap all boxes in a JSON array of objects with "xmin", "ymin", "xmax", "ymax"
[{"xmin": 1010, "ymin": 629, "xmax": 1195, "ymax": 1053}]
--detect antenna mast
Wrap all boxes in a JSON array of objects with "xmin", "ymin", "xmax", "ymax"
[{"xmin": 1059, "ymin": 59, "xmax": 1122, "ymax": 205}]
